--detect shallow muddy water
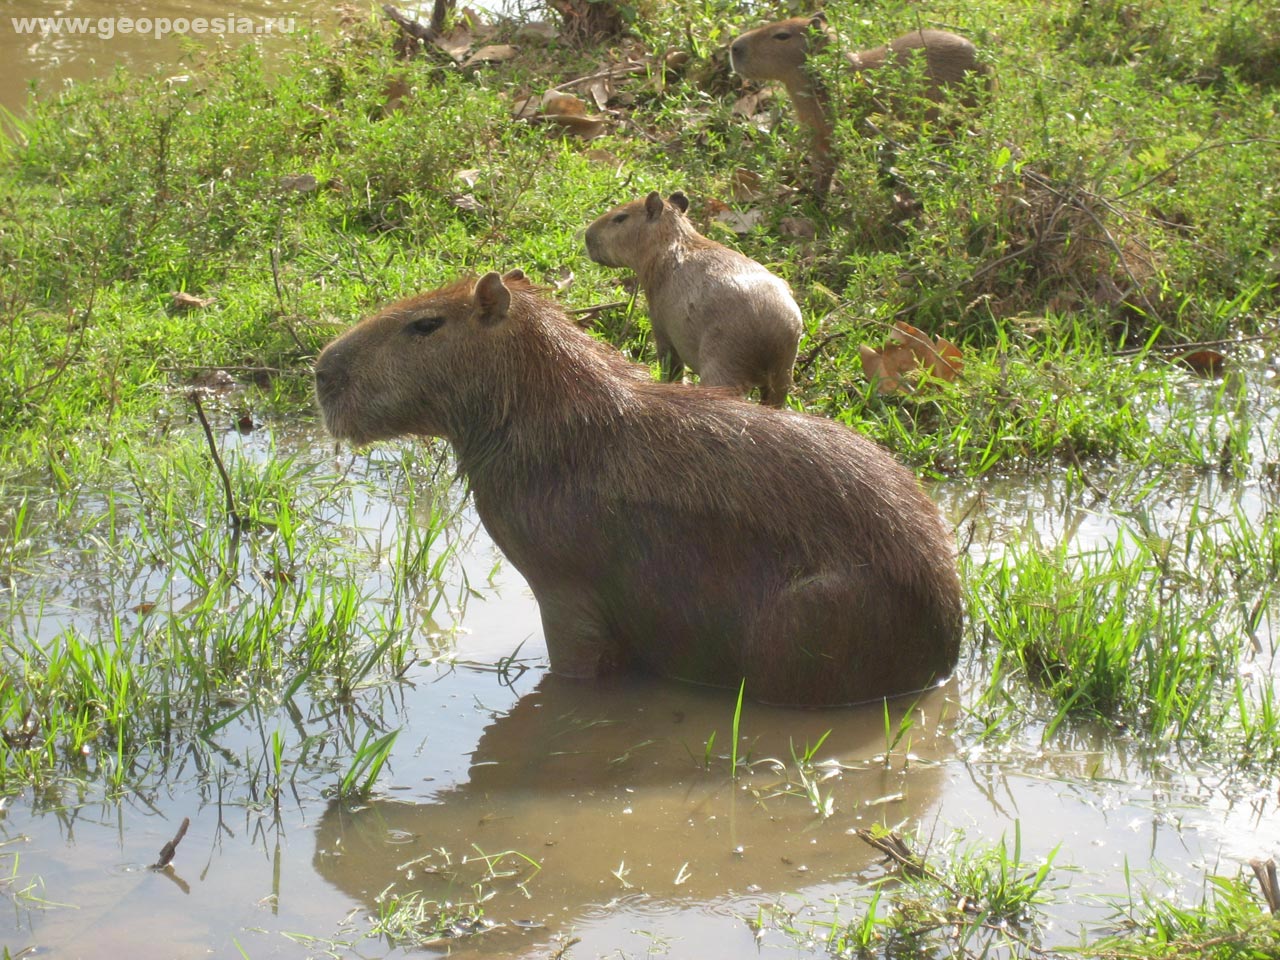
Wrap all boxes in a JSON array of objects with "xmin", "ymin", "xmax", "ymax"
[{"xmin": 2, "ymin": 397, "xmax": 1277, "ymax": 958}]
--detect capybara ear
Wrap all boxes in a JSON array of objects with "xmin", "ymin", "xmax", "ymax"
[
  {"xmin": 668, "ymin": 191, "xmax": 690, "ymax": 213},
  {"xmin": 644, "ymin": 191, "xmax": 665, "ymax": 220},
  {"xmin": 808, "ymin": 11, "xmax": 828, "ymax": 30},
  {"xmin": 473, "ymin": 271, "xmax": 511, "ymax": 326},
  {"xmin": 502, "ymin": 268, "xmax": 526, "ymax": 283}
]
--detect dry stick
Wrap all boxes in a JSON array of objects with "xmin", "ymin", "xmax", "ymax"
[
  {"xmin": 568, "ymin": 299, "xmax": 629, "ymax": 327},
  {"xmin": 189, "ymin": 392, "xmax": 242, "ymax": 530},
  {"xmin": 150, "ymin": 816, "xmax": 191, "ymax": 870},
  {"xmin": 381, "ymin": 3, "xmax": 438, "ymax": 41},
  {"xmin": 1113, "ymin": 333, "xmax": 1271, "ymax": 358},
  {"xmin": 1251, "ymin": 858, "xmax": 1280, "ymax": 914}
]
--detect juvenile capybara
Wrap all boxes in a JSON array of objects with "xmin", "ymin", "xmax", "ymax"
[
  {"xmin": 314, "ymin": 270, "xmax": 962, "ymax": 706},
  {"xmin": 730, "ymin": 13, "xmax": 993, "ymax": 195},
  {"xmin": 585, "ymin": 190, "xmax": 802, "ymax": 407}
]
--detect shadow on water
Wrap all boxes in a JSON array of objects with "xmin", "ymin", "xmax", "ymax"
[{"xmin": 313, "ymin": 673, "xmax": 956, "ymax": 955}]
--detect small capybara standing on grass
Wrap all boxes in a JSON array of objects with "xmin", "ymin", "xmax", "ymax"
[
  {"xmin": 585, "ymin": 190, "xmax": 802, "ymax": 407},
  {"xmin": 314, "ymin": 270, "xmax": 962, "ymax": 706},
  {"xmin": 730, "ymin": 13, "xmax": 993, "ymax": 195}
]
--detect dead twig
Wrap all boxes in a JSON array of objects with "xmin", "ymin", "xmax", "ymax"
[
  {"xmin": 1251, "ymin": 858, "xmax": 1280, "ymax": 914},
  {"xmin": 189, "ymin": 392, "xmax": 242, "ymax": 530},
  {"xmin": 150, "ymin": 817, "xmax": 190, "ymax": 870}
]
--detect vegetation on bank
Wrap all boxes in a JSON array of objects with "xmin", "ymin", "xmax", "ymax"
[{"xmin": 1, "ymin": 0, "xmax": 1278, "ymax": 955}]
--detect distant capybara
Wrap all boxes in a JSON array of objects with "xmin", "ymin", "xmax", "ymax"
[
  {"xmin": 730, "ymin": 13, "xmax": 993, "ymax": 195},
  {"xmin": 314, "ymin": 270, "xmax": 963, "ymax": 706},
  {"xmin": 585, "ymin": 190, "xmax": 802, "ymax": 407}
]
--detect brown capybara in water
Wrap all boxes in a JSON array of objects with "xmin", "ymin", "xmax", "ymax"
[
  {"xmin": 730, "ymin": 13, "xmax": 993, "ymax": 195},
  {"xmin": 585, "ymin": 191, "xmax": 802, "ymax": 407},
  {"xmin": 314, "ymin": 270, "xmax": 962, "ymax": 706}
]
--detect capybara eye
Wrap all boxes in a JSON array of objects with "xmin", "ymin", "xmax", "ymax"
[
  {"xmin": 406, "ymin": 316, "xmax": 445, "ymax": 336},
  {"xmin": 773, "ymin": 31, "xmax": 791, "ymax": 40},
  {"xmin": 611, "ymin": 213, "xmax": 629, "ymax": 224}
]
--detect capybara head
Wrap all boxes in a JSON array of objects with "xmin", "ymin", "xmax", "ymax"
[
  {"xmin": 314, "ymin": 271, "xmax": 526, "ymax": 447},
  {"xmin": 584, "ymin": 190, "xmax": 691, "ymax": 270},
  {"xmin": 730, "ymin": 13, "xmax": 832, "ymax": 83}
]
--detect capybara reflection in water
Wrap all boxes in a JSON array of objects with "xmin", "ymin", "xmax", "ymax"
[
  {"xmin": 585, "ymin": 190, "xmax": 803, "ymax": 407},
  {"xmin": 314, "ymin": 270, "xmax": 962, "ymax": 705}
]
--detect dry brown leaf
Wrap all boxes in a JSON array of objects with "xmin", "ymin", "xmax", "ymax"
[
  {"xmin": 543, "ymin": 114, "xmax": 608, "ymax": 138},
  {"xmin": 732, "ymin": 90, "xmax": 769, "ymax": 117},
  {"xmin": 515, "ymin": 21, "xmax": 559, "ymax": 43},
  {"xmin": 278, "ymin": 173, "xmax": 318, "ymax": 193},
  {"xmin": 712, "ymin": 205, "xmax": 764, "ymax": 234},
  {"xmin": 455, "ymin": 168, "xmax": 481, "ymax": 188},
  {"xmin": 664, "ymin": 50, "xmax": 691, "ymax": 71},
  {"xmin": 730, "ymin": 168, "xmax": 764, "ymax": 201},
  {"xmin": 432, "ymin": 29, "xmax": 473, "ymax": 62},
  {"xmin": 463, "ymin": 44, "xmax": 519, "ymax": 68},
  {"xmin": 450, "ymin": 193, "xmax": 484, "ymax": 212},
  {"xmin": 584, "ymin": 148, "xmax": 620, "ymax": 166},
  {"xmin": 511, "ymin": 96, "xmax": 539, "ymax": 119},
  {"xmin": 863, "ymin": 323, "xmax": 964, "ymax": 393},
  {"xmin": 1178, "ymin": 349, "xmax": 1226, "ymax": 376},
  {"xmin": 542, "ymin": 91, "xmax": 587, "ymax": 116},
  {"xmin": 382, "ymin": 76, "xmax": 410, "ymax": 114},
  {"xmin": 778, "ymin": 216, "xmax": 816, "ymax": 239},
  {"xmin": 169, "ymin": 291, "xmax": 215, "ymax": 311},
  {"xmin": 586, "ymin": 78, "xmax": 612, "ymax": 110}
]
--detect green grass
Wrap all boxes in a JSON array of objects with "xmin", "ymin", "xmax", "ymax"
[{"xmin": 0, "ymin": 1, "xmax": 1278, "ymax": 955}]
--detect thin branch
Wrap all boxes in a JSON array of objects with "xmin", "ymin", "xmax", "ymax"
[{"xmin": 189, "ymin": 392, "xmax": 242, "ymax": 529}]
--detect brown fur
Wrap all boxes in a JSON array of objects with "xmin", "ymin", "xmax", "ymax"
[
  {"xmin": 314, "ymin": 271, "xmax": 963, "ymax": 706},
  {"xmin": 585, "ymin": 190, "xmax": 802, "ymax": 407},
  {"xmin": 730, "ymin": 13, "xmax": 994, "ymax": 195}
]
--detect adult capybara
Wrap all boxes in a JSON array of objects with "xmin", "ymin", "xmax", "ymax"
[
  {"xmin": 585, "ymin": 190, "xmax": 802, "ymax": 407},
  {"xmin": 730, "ymin": 13, "xmax": 993, "ymax": 195},
  {"xmin": 314, "ymin": 270, "xmax": 962, "ymax": 706}
]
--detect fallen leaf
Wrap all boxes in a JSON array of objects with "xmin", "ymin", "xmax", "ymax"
[
  {"xmin": 515, "ymin": 21, "xmax": 559, "ymax": 42},
  {"xmin": 711, "ymin": 205, "xmax": 764, "ymax": 234},
  {"xmin": 382, "ymin": 76, "xmax": 410, "ymax": 113},
  {"xmin": 664, "ymin": 50, "xmax": 691, "ymax": 71},
  {"xmin": 732, "ymin": 90, "xmax": 769, "ymax": 117},
  {"xmin": 586, "ymin": 78, "xmax": 612, "ymax": 110},
  {"xmin": 279, "ymin": 173, "xmax": 318, "ymax": 193},
  {"xmin": 861, "ymin": 344, "xmax": 918, "ymax": 394},
  {"xmin": 463, "ymin": 44, "xmax": 519, "ymax": 68},
  {"xmin": 778, "ymin": 216, "xmax": 816, "ymax": 239},
  {"xmin": 551, "ymin": 267, "xmax": 575, "ymax": 291},
  {"xmin": 432, "ymin": 28, "xmax": 473, "ymax": 62},
  {"xmin": 169, "ymin": 291, "xmax": 215, "ymax": 311},
  {"xmin": 511, "ymin": 95, "xmax": 539, "ymax": 119},
  {"xmin": 450, "ymin": 193, "xmax": 484, "ymax": 212},
  {"xmin": 584, "ymin": 148, "xmax": 620, "ymax": 166},
  {"xmin": 543, "ymin": 113, "xmax": 608, "ymax": 138},
  {"xmin": 542, "ymin": 91, "xmax": 587, "ymax": 115},
  {"xmin": 862, "ymin": 323, "xmax": 964, "ymax": 393},
  {"xmin": 1177, "ymin": 349, "xmax": 1226, "ymax": 376},
  {"xmin": 730, "ymin": 168, "xmax": 764, "ymax": 201},
  {"xmin": 455, "ymin": 168, "xmax": 482, "ymax": 187}
]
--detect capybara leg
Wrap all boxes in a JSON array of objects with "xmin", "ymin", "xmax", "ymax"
[
  {"xmin": 535, "ymin": 588, "xmax": 629, "ymax": 679},
  {"xmin": 695, "ymin": 361, "xmax": 751, "ymax": 399}
]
